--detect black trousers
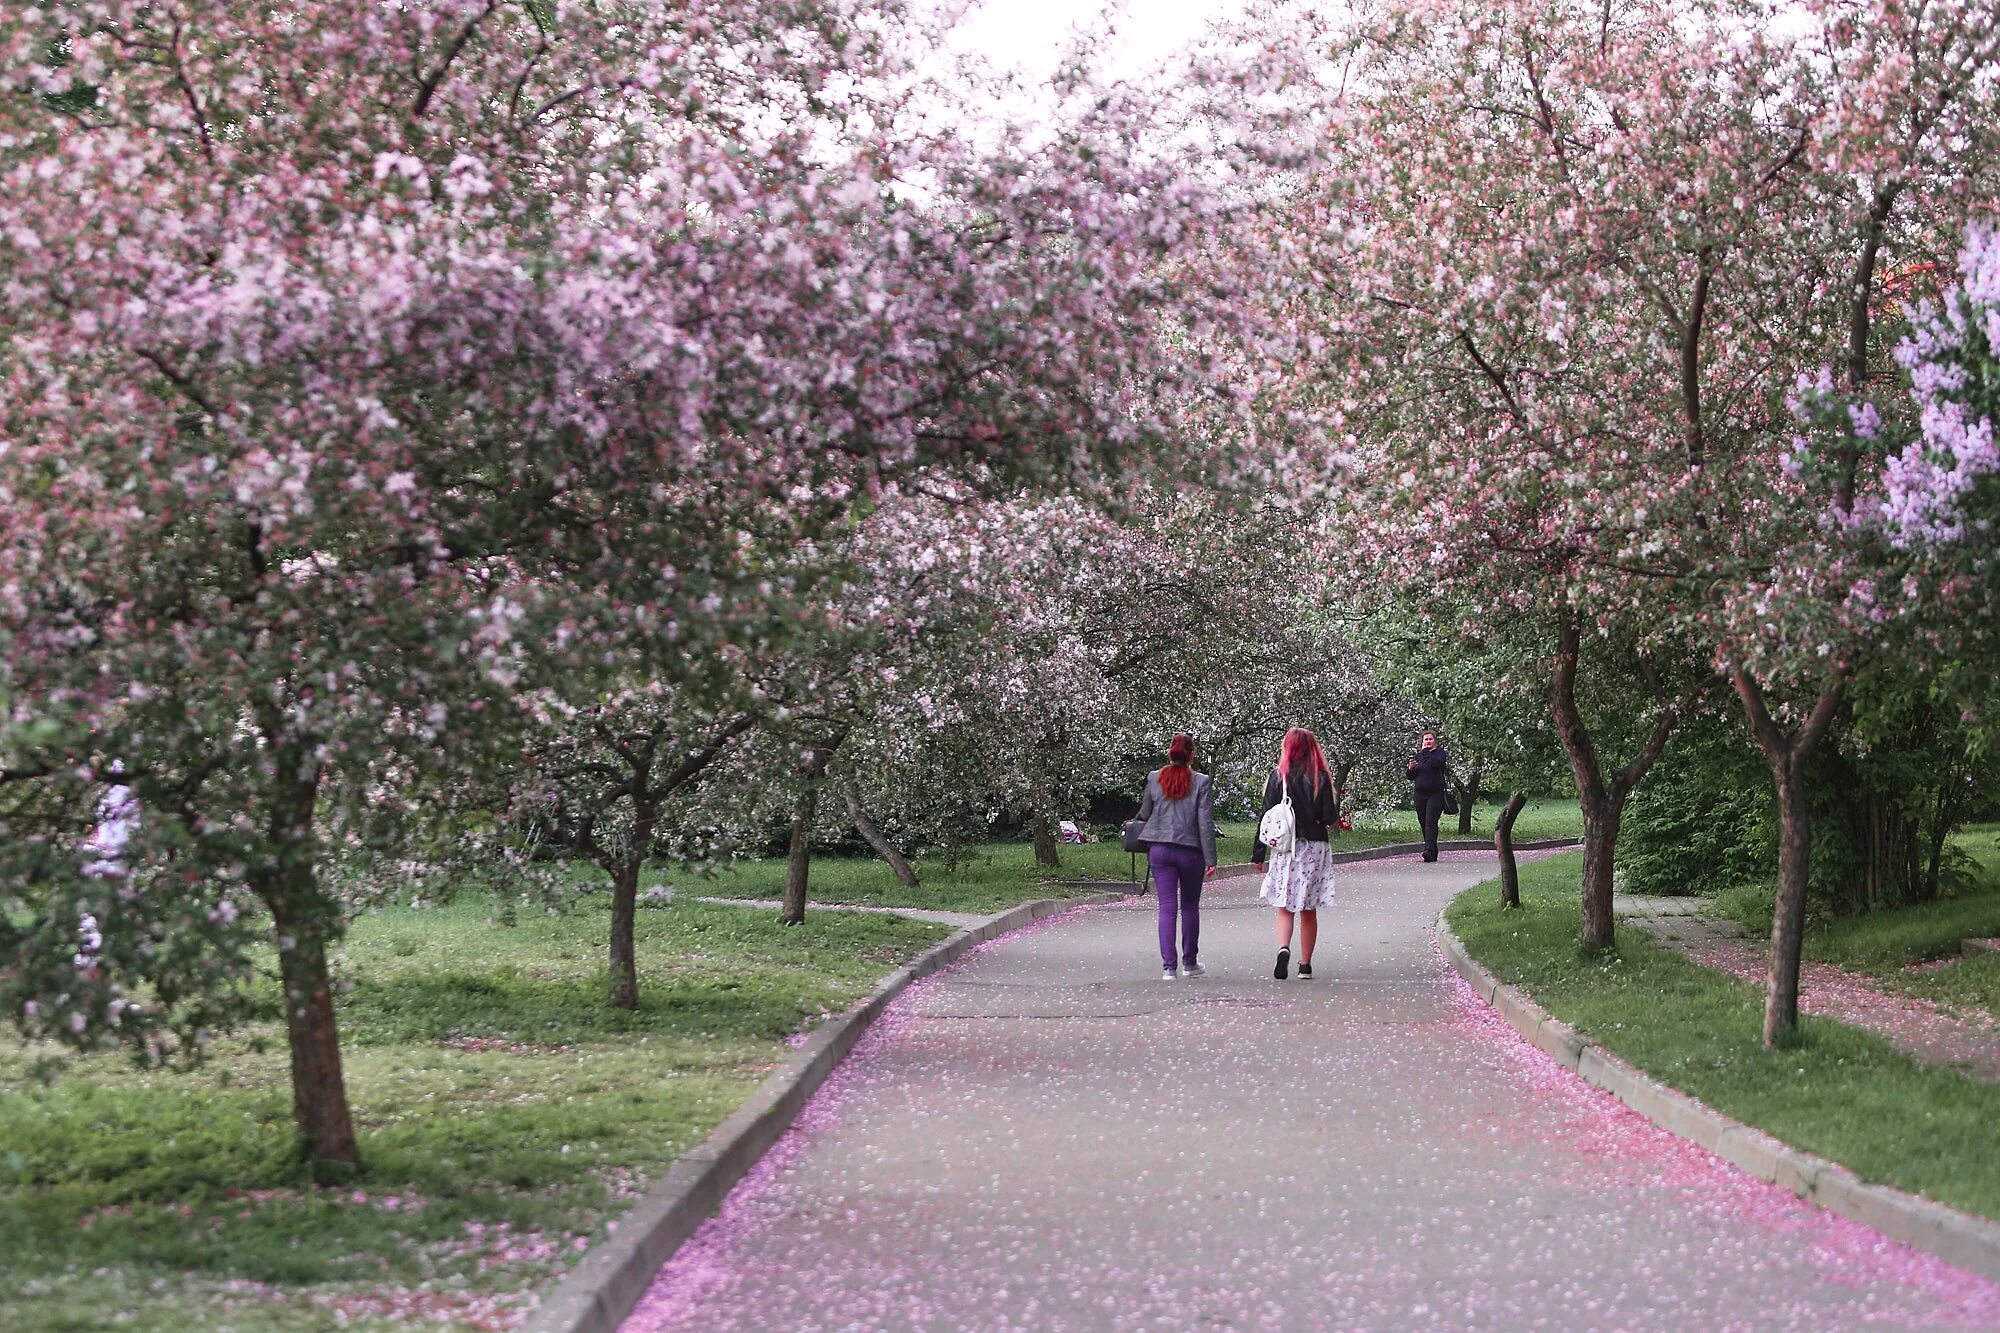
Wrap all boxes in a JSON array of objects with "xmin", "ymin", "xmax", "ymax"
[{"xmin": 1416, "ymin": 792, "xmax": 1450, "ymax": 860}]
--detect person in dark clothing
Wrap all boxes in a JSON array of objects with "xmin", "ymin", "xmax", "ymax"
[
  {"xmin": 1252, "ymin": 728, "xmax": 1341, "ymax": 980},
  {"xmin": 1407, "ymin": 731, "xmax": 1451, "ymax": 862}
]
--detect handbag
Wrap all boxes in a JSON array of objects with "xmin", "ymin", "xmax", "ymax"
[
  {"xmin": 1257, "ymin": 778, "xmax": 1296, "ymax": 857},
  {"xmin": 1122, "ymin": 816, "xmax": 1149, "ymax": 853},
  {"xmin": 1441, "ymin": 790, "xmax": 1459, "ymax": 817}
]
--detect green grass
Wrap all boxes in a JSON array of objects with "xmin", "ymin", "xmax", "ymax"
[
  {"xmin": 1447, "ymin": 852, "xmax": 2000, "ymax": 1225},
  {"xmin": 1708, "ymin": 829, "xmax": 2000, "ymax": 1020},
  {"xmin": 0, "ymin": 896, "xmax": 947, "ymax": 1331},
  {"xmin": 693, "ymin": 799, "xmax": 1586, "ymax": 915},
  {"xmin": 1321, "ymin": 796, "xmax": 1585, "ymax": 849},
  {"xmin": 686, "ymin": 838, "xmax": 1151, "ymax": 915}
]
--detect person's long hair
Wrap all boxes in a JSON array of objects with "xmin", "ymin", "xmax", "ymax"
[
  {"xmin": 1276, "ymin": 727, "xmax": 1331, "ymax": 796},
  {"xmin": 1158, "ymin": 734, "xmax": 1196, "ymax": 800}
]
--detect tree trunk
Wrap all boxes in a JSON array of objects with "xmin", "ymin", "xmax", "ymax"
[
  {"xmin": 1763, "ymin": 756, "xmax": 1812, "ymax": 1045},
  {"xmin": 608, "ymin": 856, "xmax": 642, "ymax": 1010},
  {"xmin": 1577, "ymin": 796, "xmax": 1622, "ymax": 952},
  {"xmin": 844, "ymin": 784, "xmax": 918, "ymax": 888},
  {"xmin": 1546, "ymin": 609, "xmax": 1676, "ymax": 953},
  {"xmin": 272, "ymin": 915, "xmax": 359, "ymax": 1170},
  {"xmin": 1030, "ymin": 813, "xmax": 1061, "ymax": 869},
  {"xmin": 1455, "ymin": 766, "xmax": 1483, "ymax": 835},
  {"xmin": 780, "ymin": 742, "xmax": 839, "ymax": 925},
  {"xmin": 1495, "ymin": 791, "xmax": 1528, "ymax": 909},
  {"xmin": 1332, "ymin": 757, "xmax": 1354, "ymax": 825},
  {"xmin": 606, "ymin": 797, "xmax": 654, "ymax": 1009},
  {"xmin": 264, "ymin": 862, "xmax": 359, "ymax": 1170},
  {"xmin": 254, "ymin": 740, "xmax": 358, "ymax": 1171},
  {"xmin": 1732, "ymin": 669, "xmax": 1846, "ymax": 1048},
  {"xmin": 1922, "ymin": 776, "xmax": 1962, "ymax": 904},
  {"xmin": 782, "ymin": 783, "xmax": 818, "ymax": 926}
]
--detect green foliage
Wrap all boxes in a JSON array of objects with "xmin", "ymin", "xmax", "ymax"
[
  {"xmin": 1622, "ymin": 700, "xmax": 1996, "ymax": 916},
  {"xmin": 1447, "ymin": 854, "xmax": 2000, "ymax": 1224},
  {"xmin": 1620, "ymin": 720, "xmax": 1772, "ymax": 896}
]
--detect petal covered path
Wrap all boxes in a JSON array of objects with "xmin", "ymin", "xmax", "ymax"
[{"xmin": 622, "ymin": 857, "xmax": 2000, "ymax": 1331}]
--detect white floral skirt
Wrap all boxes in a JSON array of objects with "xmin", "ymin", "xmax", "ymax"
[{"xmin": 1260, "ymin": 839, "xmax": 1337, "ymax": 912}]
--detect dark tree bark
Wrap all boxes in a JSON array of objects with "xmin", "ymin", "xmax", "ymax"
[
  {"xmin": 1574, "ymin": 799, "xmax": 1624, "ymax": 949},
  {"xmin": 1922, "ymin": 773, "xmax": 1965, "ymax": 904},
  {"xmin": 605, "ymin": 798, "xmax": 655, "ymax": 1010},
  {"xmin": 270, "ymin": 901, "xmax": 359, "ymax": 1169},
  {"xmin": 255, "ymin": 751, "xmax": 358, "ymax": 1167},
  {"xmin": 1547, "ymin": 608, "xmax": 1678, "ymax": 952},
  {"xmin": 780, "ymin": 737, "xmax": 841, "ymax": 925},
  {"xmin": 1495, "ymin": 791, "xmax": 1529, "ymax": 909},
  {"xmin": 1733, "ymin": 670, "xmax": 1846, "ymax": 1046},
  {"xmin": 607, "ymin": 858, "xmax": 641, "ymax": 1009},
  {"xmin": 782, "ymin": 785, "xmax": 818, "ymax": 926},
  {"xmin": 1454, "ymin": 766, "xmax": 1483, "ymax": 835},
  {"xmin": 1030, "ymin": 813, "xmax": 1061, "ymax": 869},
  {"xmin": 1330, "ymin": 757, "xmax": 1354, "ymax": 834},
  {"xmin": 844, "ymin": 783, "xmax": 918, "ymax": 887},
  {"xmin": 574, "ymin": 711, "xmax": 756, "ymax": 1008}
]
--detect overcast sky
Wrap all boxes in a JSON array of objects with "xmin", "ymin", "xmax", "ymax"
[{"xmin": 948, "ymin": 0, "xmax": 1249, "ymax": 82}]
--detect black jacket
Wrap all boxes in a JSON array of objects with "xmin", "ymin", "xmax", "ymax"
[
  {"xmin": 1251, "ymin": 769, "xmax": 1339, "ymax": 865},
  {"xmin": 1408, "ymin": 747, "xmax": 1451, "ymax": 797}
]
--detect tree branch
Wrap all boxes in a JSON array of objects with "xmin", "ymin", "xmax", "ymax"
[{"xmin": 412, "ymin": 1, "xmax": 498, "ymax": 120}]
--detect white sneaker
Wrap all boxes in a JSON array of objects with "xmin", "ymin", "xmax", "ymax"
[
  {"xmin": 1161, "ymin": 967, "xmax": 1178, "ymax": 981},
  {"xmin": 1181, "ymin": 963, "xmax": 1205, "ymax": 977}
]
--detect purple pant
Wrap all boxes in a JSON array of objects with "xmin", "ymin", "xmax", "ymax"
[{"xmin": 1149, "ymin": 842, "xmax": 1205, "ymax": 970}]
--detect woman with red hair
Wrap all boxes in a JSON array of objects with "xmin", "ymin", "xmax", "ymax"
[
  {"xmin": 1252, "ymin": 728, "xmax": 1341, "ymax": 980},
  {"xmin": 1129, "ymin": 734, "xmax": 1218, "ymax": 980}
]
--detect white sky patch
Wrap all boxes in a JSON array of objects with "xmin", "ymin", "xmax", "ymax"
[{"xmin": 949, "ymin": 0, "xmax": 1250, "ymax": 82}]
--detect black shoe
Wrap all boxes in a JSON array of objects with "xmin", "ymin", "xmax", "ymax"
[
  {"xmin": 1274, "ymin": 947, "xmax": 1291, "ymax": 981},
  {"xmin": 1298, "ymin": 962, "xmax": 1313, "ymax": 980}
]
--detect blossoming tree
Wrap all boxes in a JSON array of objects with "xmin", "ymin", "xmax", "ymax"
[
  {"xmin": 1258, "ymin": 0, "xmax": 1999, "ymax": 1001},
  {"xmin": 0, "ymin": 0, "xmax": 1277, "ymax": 1163}
]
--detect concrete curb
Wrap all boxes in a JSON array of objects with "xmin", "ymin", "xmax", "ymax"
[
  {"xmin": 524, "ymin": 890, "xmax": 1135, "ymax": 1333},
  {"xmin": 1436, "ymin": 913, "xmax": 2000, "ymax": 1284}
]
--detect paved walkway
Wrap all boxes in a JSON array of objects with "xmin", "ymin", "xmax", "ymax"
[
  {"xmin": 627, "ymin": 857, "xmax": 2000, "ymax": 1331},
  {"xmin": 1620, "ymin": 907, "xmax": 2000, "ymax": 1083}
]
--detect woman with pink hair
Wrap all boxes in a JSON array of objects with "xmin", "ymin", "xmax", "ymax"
[{"xmin": 1251, "ymin": 728, "xmax": 1341, "ymax": 980}]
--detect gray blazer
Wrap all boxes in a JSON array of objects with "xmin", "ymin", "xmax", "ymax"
[{"xmin": 1133, "ymin": 769, "xmax": 1217, "ymax": 867}]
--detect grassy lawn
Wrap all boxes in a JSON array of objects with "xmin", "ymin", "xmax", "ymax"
[
  {"xmin": 1447, "ymin": 851, "xmax": 2000, "ymax": 1225},
  {"xmin": 696, "ymin": 798, "xmax": 1587, "ymax": 915},
  {"xmin": 0, "ymin": 897, "xmax": 947, "ymax": 1332},
  {"xmin": 686, "ymin": 838, "xmax": 1155, "ymax": 915},
  {"xmin": 1708, "ymin": 828, "xmax": 2000, "ymax": 1020},
  {"xmin": 1328, "ymin": 796, "xmax": 1584, "ymax": 849}
]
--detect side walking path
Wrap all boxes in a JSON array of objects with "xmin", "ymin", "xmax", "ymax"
[
  {"xmin": 618, "ymin": 857, "xmax": 2000, "ymax": 1331},
  {"xmin": 1617, "ymin": 896, "xmax": 2000, "ymax": 1082}
]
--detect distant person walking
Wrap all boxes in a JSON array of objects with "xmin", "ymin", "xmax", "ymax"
[
  {"xmin": 1253, "ymin": 728, "xmax": 1340, "ymax": 981},
  {"xmin": 1131, "ymin": 734, "xmax": 1217, "ymax": 980},
  {"xmin": 1408, "ymin": 730, "xmax": 1451, "ymax": 862}
]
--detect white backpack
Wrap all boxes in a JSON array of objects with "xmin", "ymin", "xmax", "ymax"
[{"xmin": 1258, "ymin": 777, "xmax": 1296, "ymax": 857}]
